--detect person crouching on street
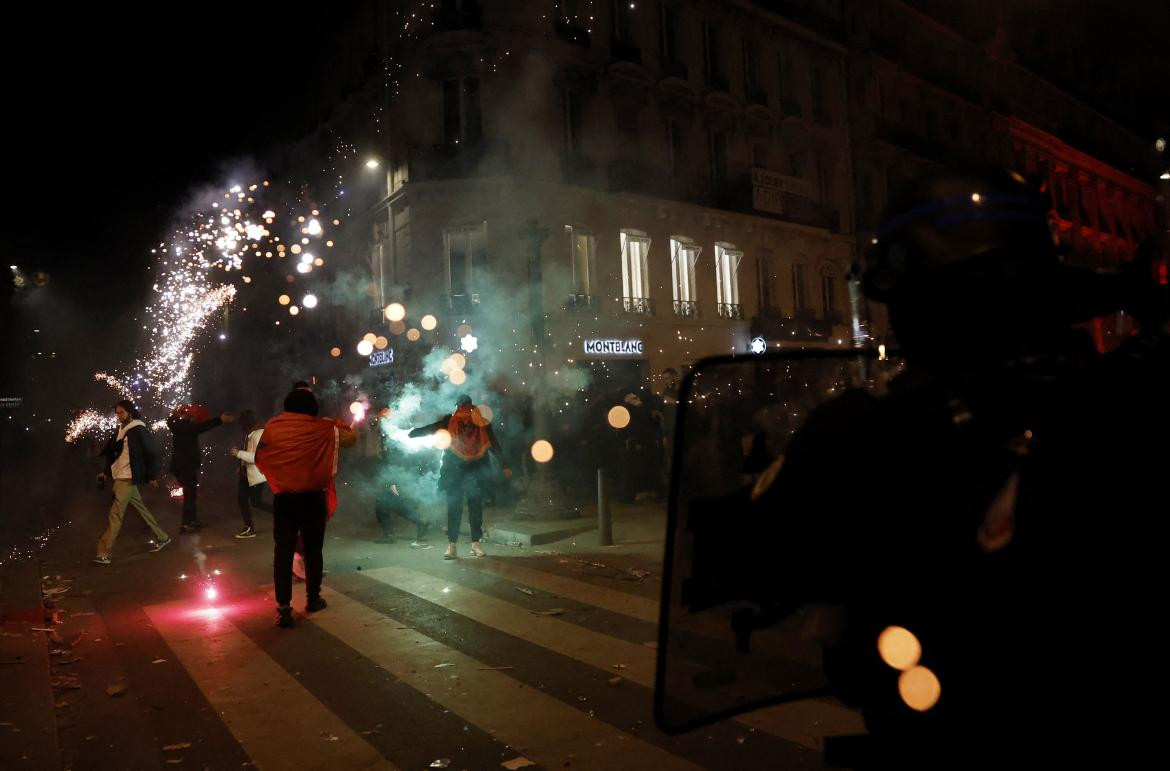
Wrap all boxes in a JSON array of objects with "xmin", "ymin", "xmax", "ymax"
[
  {"xmin": 94, "ymin": 400, "xmax": 170, "ymax": 564},
  {"xmin": 408, "ymin": 394, "xmax": 510, "ymax": 560},
  {"xmin": 167, "ymin": 404, "xmax": 235, "ymax": 533},
  {"xmin": 256, "ymin": 388, "xmax": 356, "ymax": 628},
  {"xmin": 229, "ymin": 410, "xmax": 271, "ymax": 539}
]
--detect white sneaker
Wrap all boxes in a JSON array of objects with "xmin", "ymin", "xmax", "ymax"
[
  {"xmin": 469, "ymin": 541, "xmax": 486, "ymax": 558},
  {"xmin": 443, "ymin": 543, "xmax": 458, "ymax": 560}
]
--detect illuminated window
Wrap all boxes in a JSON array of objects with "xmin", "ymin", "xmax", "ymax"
[
  {"xmin": 670, "ymin": 237, "xmax": 701, "ymax": 315},
  {"xmin": 714, "ymin": 242, "xmax": 742, "ymax": 317},
  {"xmin": 620, "ymin": 229, "xmax": 652, "ymax": 312}
]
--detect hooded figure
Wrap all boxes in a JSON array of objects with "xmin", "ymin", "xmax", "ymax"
[{"xmin": 408, "ymin": 394, "xmax": 511, "ymax": 560}]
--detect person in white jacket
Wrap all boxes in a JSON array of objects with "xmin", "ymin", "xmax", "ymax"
[{"xmin": 229, "ymin": 410, "xmax": 272, "ymax": 538}]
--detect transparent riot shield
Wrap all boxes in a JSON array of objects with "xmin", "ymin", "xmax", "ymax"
[{"xmin": 654, "ymin": 349, "xmax": 902, "ymax": 733}]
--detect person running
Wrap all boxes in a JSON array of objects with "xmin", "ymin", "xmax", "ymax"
[
  {"xmin": 93, "ymin": 400, "xmax": 171, "ymax": 564},
  {"xmin": 167, "ymin": 404, "xmax": 234, "ymax": 533},
  {"xmin": 229, "ymin": 410, "xmax": 271, "ymax": 538},
  {"xmin": 408, "ymin": 394, "xmax": 510, "ymax": 560}
]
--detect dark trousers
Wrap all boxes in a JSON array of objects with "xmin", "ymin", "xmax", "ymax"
[
  {"xmin": 237, "ymin": 478, "xmax": 271, "ymax": 528},
  {"xmin": 172, "ymin": 467, "xmax": 199, "ymax": 525},
  {"xmin": 375, "ymin": 493, "xmax": 428, "ymax": 540},
  {"xmin": 273, "ymin": 491, "xmax": 327, "ymax": 607},
  {"xmin": 445, "ymin": 474, "xmax": 483, "ymax": 544}
]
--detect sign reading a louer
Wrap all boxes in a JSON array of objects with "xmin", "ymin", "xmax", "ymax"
[{"xmin": 583, "ymin": 339, "xmax": 644, "ymax": 356}]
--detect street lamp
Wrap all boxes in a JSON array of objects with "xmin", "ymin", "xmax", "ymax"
[{"xmin": 365, "ymin": 158, "xmax": 380, "ymax": 169}]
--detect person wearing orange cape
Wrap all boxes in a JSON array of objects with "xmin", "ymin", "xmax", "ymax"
[
  {"xmin": 409, "ymin": 394, "xmax": 511, "ymax": 560},
  {"xmin": 255, "ymin": 389, "xmax": 356, "ymax": 628}
]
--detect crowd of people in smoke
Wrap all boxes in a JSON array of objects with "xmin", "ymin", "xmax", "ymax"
[{"xmin": 83, "ymin": 365, "xmax": 689, "ymax": 625}]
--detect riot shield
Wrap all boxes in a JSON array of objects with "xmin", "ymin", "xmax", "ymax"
[{"xmin": 654, "ymin": 348, "xmax": 902, "ymax": 734}]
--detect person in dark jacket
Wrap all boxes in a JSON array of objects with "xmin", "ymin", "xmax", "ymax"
[
  {"xmin": 408, "ymin": 394, "xmax": 510, "ymax": 559},
  {"xmin": 94, "ymin": 400, "xmax": 170, "ymax": 564},
  {"xmin": 167, "ymin": 404, "xmax": 234, "ymax": 533}
]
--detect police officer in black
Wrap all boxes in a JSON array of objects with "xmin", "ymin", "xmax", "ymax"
[{"xmin": 750, "ymin": 168, "xmax": 1159, "ymax": 767}]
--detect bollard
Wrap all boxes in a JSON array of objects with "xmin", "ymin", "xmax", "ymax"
[{"xmin": 597, "ymin": 467, "xmax": 613, "ymax": 546}]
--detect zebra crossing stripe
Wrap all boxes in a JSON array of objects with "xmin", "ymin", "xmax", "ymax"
[
  {"xmin": 144, "ymin": 599, "xmax": 397, "ymax": 771},
  {"xmin": 361, "ymin": 565, "xmax": 863, "ymax": 751},
  {"xmin": 457, "ymin": 557, "xmax": 660, "ymax": 623},
  {"xmin": 311, "ymin": 586, "xmax": 704, "ymax": 771}
]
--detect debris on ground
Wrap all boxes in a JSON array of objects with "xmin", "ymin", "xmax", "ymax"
[
  {"xmin": 608, "ymin": 676, "xmax": 624, "ymax": 686},
  {"xmin": 530, "ymin": 608, "xmax": 565, "ymax": 616},
  {"xmin": 105, "ymin": 683, "xmax": 128, "ymax": 697},
  {"xmin": 612, "ymin": 664, "xmax": 627, "ymax": 670},
  {"xmin": 626, "ymin": 568, "xmax": 652, "ymax": 581},
  {"xmin": 477, "ymin": 665, "xmax": 514, "ymax": 671},
  {"xmin": 322, "ymin": 733, "xmax": 339, "ymax": 742},
  {"xmin": 50, "ymin": 675, "xmax": 81, "ymax": 689},
  {"xmin": 152, "ymin": 659, "xmax": 167, "ymax": 664},
  {"xmin": 501, "ymin": 758, "xmax": 537, "ymax": 770},
  {"xmin": 433, "ymin": 662, "xmax": 455, "ymax": 669},
  {"xmin": 514, "ymin": 587, "xmax": 535, "ymax": 597},
  {"xmin": 429, "ymin": 760, "xmax": 452, "ymax": 768},
  {"xmin": 162, "ymin": 742, "xmax": 192, "ymax": 751}
]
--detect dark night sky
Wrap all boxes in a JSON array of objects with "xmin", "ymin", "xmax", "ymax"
[{"xmin": 1, "ymin": 6, "xmax": 352, "ymax": 308}]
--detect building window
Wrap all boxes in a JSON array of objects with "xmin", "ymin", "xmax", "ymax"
[
  {"xmin": 757, "ymin": 255, "xmax": 779, "ymax": 316},
  {"xmin": 708, "ymin": 129, "xmax": 727, "ymax": 182},
  {"xmin": 792, "ymin": 262, "xmax": 807, "ymax": 313},
  {"xmin": 811, "ymin": 62, "xmax": 830, "ymax": 123},
  {"xmin": 566, "ymin": 225, "xmax": 597, "ymax": 296},
  {"xmin": 752, "ymin": 141, "xmax": 769, "ymax": 168},
  {"xmin": 615, "ymin": 104, "xmax": 640, "ymax": 150},
  {"xmin": 444, "ymin": 223, "xmax": 487, "ymax": 301},
  {"xmin": 670, "ymin": 237, "xmax": 701, "ymax": 316},
  {"xmin": 778, "ymin": 49, "xmax": 799, "ymax": 108},
  {"xmin": 742, "ymin": 39, "xmax": 758, "ymax": 89},
  {"xmin": 714, "ymin": 242, "xmax": 743, "ymax": 318},
  {"xmin": 667, "ymin": 120, "xmax": 686, "ymax": 177},
  {"xmin": 620, "ymin": 229, "xmax": 652, "ymax": 314},
  {"xmin": 817, "ymin": 156, "xmax": 834, "ymax": 205},
  {"xmin": 612, "ymin": 0, "xmax": 633, "ymax": 42},
  {"xmin": 442, "ymin": 78, "xmax": 482, "ymax": 145},
  {"xmin": 702, "ymin": 22, "xmax": 722, "ymax": 82},
  {"xmin": 821, "ymin": 272, "xmax": 839, "ymax": 321},
  {"xmin": 563, "ymin": 90, "xmax": 585, "ymax": 154},
  {"xmin": 659, "ymin": 2, "xmax": 677, "ymax": 61}
]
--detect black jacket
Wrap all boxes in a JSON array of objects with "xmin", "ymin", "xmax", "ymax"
[
  {"xmin": 166, "ymin": 415, "xmax": 223, "ymax": 473},
  {"xmin": 409, "ymin": 412, "xmax": 508, "ymax": 481},
  {"xmin": 100, "ymin": 422, "xmax": 161, "ymax": 485}
]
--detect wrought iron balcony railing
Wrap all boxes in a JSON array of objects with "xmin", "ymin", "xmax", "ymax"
[
  {"xmin": 716, "ymin": 302, "xmax": 743, "ymax": 320},
  {"xmin": 672, "ymin": 299, "xmax": 701, "ymax": 318},
  {"xmin": 621, "ymin": 296, "xmax": 655, "ymax": 316}
]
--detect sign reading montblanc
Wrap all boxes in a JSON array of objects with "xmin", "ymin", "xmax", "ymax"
[{"xmin": 583, "ymin": 339, "xmax": 644, "ymax": 356}]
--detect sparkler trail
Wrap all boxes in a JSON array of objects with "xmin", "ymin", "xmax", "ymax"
[{"xmin": 65, "ymin": 177, "xmax": 346, "ymax": 443}]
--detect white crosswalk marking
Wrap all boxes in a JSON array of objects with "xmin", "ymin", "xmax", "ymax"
[
  {"xmin": 311, "ymin": 586, "xmax": 704, "ymax": 771},
  {"xmin": 362, "ymin": 565, "xmax": 864, "ymax": 751},
  {"xmin": 144, "ymin": 599, "xmax": 396, "ymax": 771},
  {"xmin": 458, "ymin": 557, "xmax": 660, "ymax": 622}
]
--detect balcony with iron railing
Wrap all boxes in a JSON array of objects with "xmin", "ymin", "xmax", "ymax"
[
  {"xmin": 621, "ymin": 297, "xmax": 655, "ymax": 316},
  {"xmin": 672, "ymin": 299, "xmax": 701, "ymax": 318},
  {"xmin": 716, "ymin": 302, "xmax": 743, "ymax": 320},
  {"xmin": 564, "ymin": 293, "xmax": 600, "ymax": 312},
  {"xmin": 660, "ymin": 58, "xmax": 688, "ymax": 79},
  {"xmin": 433, "ymin": 2, "xmax": 482, "ymax": 30},
  {"xmin": 554, "ymin": 19, "xmax": 590, "ymax": 47},
  {"xmin": 705, "ymin": 72, "xmax": 731, "ymax": 93},
  {"xmin": 561, "ymin": 152, "xmax": 601, "ymax": 188},
  {"xmin": 409, "ymin": 139, "xmax": 511, "ymax": 182},
  {"xmin": 448, "ymin": 293, "xmax": 481, "ymax": 313},
  {"xmin": 610, "ymin": 39, "xmax": 641, "ymax": 64}
]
